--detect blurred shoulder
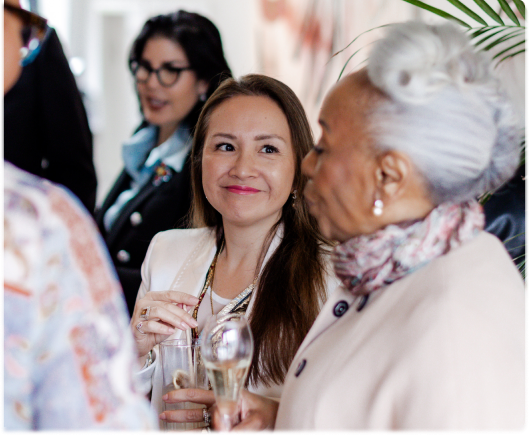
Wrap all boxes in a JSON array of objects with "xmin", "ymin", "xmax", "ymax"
[
  {"xmin": 151, "ymin": 227, "xmax": 215, "ymax": 248},
  {"xmin": 4, "ymin": 161, "xmax": 94, "ymax": 228}
]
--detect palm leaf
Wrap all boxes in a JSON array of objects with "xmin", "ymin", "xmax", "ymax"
[
  {"xmin": 496, "ymin": 47, "xmax": 525, "ymax": 65},
  {"xmin": 518, "ymin": 254, "xmax": 529, "ymax": 288},
  {"xmin": 481, "ymin": 28, "xmax": 525, "ymax": 50},
  {"xmin": 473, "ymin": 27, "xmax": 511, "ymax": 46},
  {"xmin": 473, "ymin": 0, "xmax": 505, "ymax": 24},
  {"xmin": 512, "ymin": 0, "xmax": 526, "ymax": 18},
  {"xmin": 498, "ymin": 0, "xmax": 521, "ymax": 24},
  {"xmin": 469, "ymin": 25, "xmax": 503, "ymax": 38},
  {"xmin": 402, "ymin": 0, "xmax": 471, "ymax": 27},
  {"xmin": 446, "ymin": 0, "xmax": 488, "ymax": 24},
  {"xmin": 337, "ymin": 48, "xmax": 364, "ymax": 81},
  {"xmin": 402, "ymin": 1, "xmax": 525, "ymax": 65},
  {"xmin": 330, "ymin": 25, "xmax": 389, "ymax": 61},
  {"xmin": 492, "ymin": 39, "xmax": 525, "ymax": 59}
]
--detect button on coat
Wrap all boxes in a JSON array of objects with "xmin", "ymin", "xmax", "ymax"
[
  {"xmin": 295, "ymin": 359, "xmax": 307, "ymax": 377},
  {"xmin": 117, "ymin": 249, "xmax": 130, "ymax": 263},
  {"xmin": 333, "ymin": 300, "xmax": 349, "ymax": 317},
  {"xmin": 130, "ymin": 212, "xmax": 142, "ymax": 226}
]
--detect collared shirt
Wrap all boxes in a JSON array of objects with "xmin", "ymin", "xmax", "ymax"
[{"xmin": 103, "ymin": 125, "xmax": 192, "ymax": 232}]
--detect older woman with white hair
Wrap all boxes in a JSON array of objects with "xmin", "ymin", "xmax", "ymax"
[{"xmin": 215, "ymin": 21, "xmax": 524, "ymax": 430}]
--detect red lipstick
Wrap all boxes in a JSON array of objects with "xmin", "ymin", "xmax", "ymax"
[{"xmin": 226, "ymin": 185, "xmax": 260, "ymax": 195}]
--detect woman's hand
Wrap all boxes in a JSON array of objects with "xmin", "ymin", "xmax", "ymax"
[
  {"xmin": 211, "ymin": 390, "xmax": 279, "ymax": 431},
  {"xmin": 159, "ymin": 388, "xmax": 216, "ymax": 424},
  {"xmin": 131, "ymin": 290, "xmax": 199, "ymax": 357}
]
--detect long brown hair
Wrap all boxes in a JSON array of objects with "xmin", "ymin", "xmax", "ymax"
[{"xmin": 190, "ymin": 74, "xmax": 329, "ymax": 387}]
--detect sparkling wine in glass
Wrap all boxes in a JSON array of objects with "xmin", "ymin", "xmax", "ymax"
[{"xmin": 201, "ymin": 313, "xmax": 253, "ymax": 430}]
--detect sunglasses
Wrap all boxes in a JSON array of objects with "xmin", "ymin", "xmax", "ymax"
[{"xmin": 4, "ymin": 3, "xmax": 48, "ymax": 66}]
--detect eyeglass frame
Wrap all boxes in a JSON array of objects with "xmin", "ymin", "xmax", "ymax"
[
  {"xmin": 4, "ymin": 3, "xmax": 48, "ymax": 66},
  {"xmin": 129, "ymin": 60, "xmax": 193, "ymax": 88}
]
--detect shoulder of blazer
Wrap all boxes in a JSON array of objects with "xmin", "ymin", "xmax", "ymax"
[
  {"xmin": 146, "ymin": 227, "xmax": 216, "ymax": 271},
  {"xmin": 145, "ymin": 227, "xmax": 217, "ymax": 293}
]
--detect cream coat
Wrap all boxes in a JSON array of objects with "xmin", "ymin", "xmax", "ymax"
[
  {"xmin": 276, "ymin": 232, "xmax": 524, "ymax": 430},
  {"xmin": 134, "ymin": 227, "xmax": 340, "ymax": 420}
]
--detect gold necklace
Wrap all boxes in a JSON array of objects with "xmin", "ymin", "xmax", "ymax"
[
  {"xmin": 191, "ymin": 247, "xmax": 221, "ymax": 339},
  {"xmin": 209, "ymin": 262, "xmax": 260, "ymax": 313}
]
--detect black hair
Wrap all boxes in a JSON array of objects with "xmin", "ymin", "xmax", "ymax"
[{"xmin": 129, "ymin": 10, "xmax": 232, "ymax": 130}]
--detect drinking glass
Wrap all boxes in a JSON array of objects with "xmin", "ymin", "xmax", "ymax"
[
  {"xmin": 201, "ymin": 313, "xmax": 254, "ymax": 431},
  {"xmin": 159, "ymin": 338, "xmax": 208, "ymax": 431}
]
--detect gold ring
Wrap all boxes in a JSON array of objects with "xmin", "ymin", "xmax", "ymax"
[{"xmin": 140, "ymin": 306, "xmax": 151, "ymax": 320}]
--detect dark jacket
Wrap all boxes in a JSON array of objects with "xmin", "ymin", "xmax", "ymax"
[
  {"xmin": 95, "ymin": 155, "xmax": 192, "ymax": 316},
  {"xmin": 4, "ymin": 28, "xmax": 97, "ymax": 213},
  {"xmin": 484, "ymin": 164, "xmax": 525, "ymax": 267}
]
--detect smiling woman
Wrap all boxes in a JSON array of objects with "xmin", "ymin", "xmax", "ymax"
[
  {"xmin": 129, "ymin": 74, "xmax": 341, "ymax": 427},
  {"xmin": 202, "ymin": 95, "xmax": 295, "ymax": 229}
]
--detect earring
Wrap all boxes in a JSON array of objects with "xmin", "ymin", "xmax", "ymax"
[
  {"xmin": 373, "ymin": 198, "xmax": 384, "ymax": 216},
  {"xmin": 291, "ymin": 190, "xmax": 297, "ymax": 200},
  {"xmin": 200, "ymin": 93, "xmax": 207, "ymax": 102}
]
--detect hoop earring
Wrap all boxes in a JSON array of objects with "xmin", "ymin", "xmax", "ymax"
[{"xmin": 372, "ymin": 198, "xmax": 384, "ymax": 216}]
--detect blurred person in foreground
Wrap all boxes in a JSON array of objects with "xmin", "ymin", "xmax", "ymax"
[
  {"xmin": 212, "ymin": 21, "xmax": 524, "ymax": 430},
  {"xmin": 95, "ymin": 11, "xmax": 232, "ymax": 316},
  {"xmin": 3, "ymin": 0, "xmax": 157, "ymax": 429},
  {"xmin": 4, "ymin": 21, "xmax": 97, "ymax": 213}
]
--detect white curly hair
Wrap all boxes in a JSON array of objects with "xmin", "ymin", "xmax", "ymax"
[{"xmin": 366, "ymin": 21, "xmax": 521, "ymax": 204}]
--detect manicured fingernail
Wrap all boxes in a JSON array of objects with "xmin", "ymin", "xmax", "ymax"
[
  {"xmin": 181, "ymin": 322, "xmax": 190, "ymax": 329},
  {"xmin": 167, "ymin": 328, "xmax": 176, "ymax": 334},
  {"xmin": 189, "ymin": 319, "xmax": 198, "ymax": 327},
  {"xmin": 159, "ymin": 413, "xmax": 166, "ymax": 420},
  {"xmin": 162, "ymin": 394, "xmax": 168, "ymax": 400}
]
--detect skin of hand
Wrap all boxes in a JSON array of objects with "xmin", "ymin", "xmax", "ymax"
[
  {"xmin": 159, "ymin": 388, "xmax": 216, "ymax": 423},
  {"xmin": 211, "ymin": 389, "xmax": 279, "ymax": 431},
  {"xmin": 130, "ymin": 290, "xmax": 199, "ymax": 357}
]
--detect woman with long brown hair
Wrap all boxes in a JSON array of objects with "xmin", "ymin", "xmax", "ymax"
[{"xmin": 129, "ymin": 74, "xmax": 340, "ymax": 426}]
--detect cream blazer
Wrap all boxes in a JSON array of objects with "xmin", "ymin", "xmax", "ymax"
[
  {"xmin": 134, "ymin": 226, "xmax": 340, "ymax": 418},
  {"xmin": 276, "ymin": 232, "xmax": 524, "ymax": 430}
]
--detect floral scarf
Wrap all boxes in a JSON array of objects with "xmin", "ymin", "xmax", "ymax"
[{"xmin": 332, "ymin": 200, "xmax": 484, "ymax": 296}]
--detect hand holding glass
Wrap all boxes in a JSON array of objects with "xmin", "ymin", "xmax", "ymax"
[{"xmin": 201, "ymin": 313, "xmax": 254, "ymax": 431}]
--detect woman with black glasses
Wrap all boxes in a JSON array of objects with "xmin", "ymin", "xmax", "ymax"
[{"xmin": 96, "ymin": 11, "xmax": 232, "ymax": 315}]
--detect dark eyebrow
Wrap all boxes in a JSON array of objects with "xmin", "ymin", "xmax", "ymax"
[
  {"xmin": 254, "ymin": 134, "xmax": 286, "ymax": 143},
  {"xmin": 212, "ymin": 133, "xmax": 237, "ymax": 140},
  {"xmin": 211, "ymin": 133, "xmax": 286, "ymax": 142}
]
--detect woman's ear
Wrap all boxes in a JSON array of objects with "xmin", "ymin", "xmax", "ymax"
[
  {"xmin": 375, "ymin": 151, "xmax": 411, "ymax": 199},
  {"xmin": 197, "ymin": 79, "xmax": 209, "ymax": 97}
]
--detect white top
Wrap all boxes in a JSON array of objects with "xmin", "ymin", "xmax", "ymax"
[
  {"xmin": 133, "ymin": 226, "xmax": 341, "ymax": 422},
  {"xmin": 196, "ymin": 287, "xmax": 235, "ymax": 332}
]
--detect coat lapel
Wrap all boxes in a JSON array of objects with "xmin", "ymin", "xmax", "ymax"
[{"xmin": 104, "ymin": 181, "xmax": 158, "ymax": 248}]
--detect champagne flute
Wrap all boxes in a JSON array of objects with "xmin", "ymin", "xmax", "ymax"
[{"xmin": 201, "ymin": 313, "xmax": 253, "ymax": 431}]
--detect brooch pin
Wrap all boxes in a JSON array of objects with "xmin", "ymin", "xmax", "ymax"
[{"xmin": 152, "ymin": 163, "xmax": 172, "ymax": 186}]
